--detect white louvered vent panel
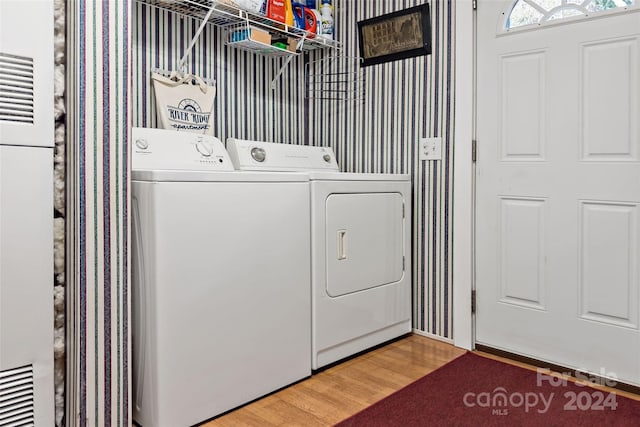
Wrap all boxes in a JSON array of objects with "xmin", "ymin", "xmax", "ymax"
[
  {"xmin": 0, "ymin": 52, "xmax": 34, "ymax": 125},
  {"xmin": 0, "ymin": 366, "xmax": 35, "ymax": 427}
]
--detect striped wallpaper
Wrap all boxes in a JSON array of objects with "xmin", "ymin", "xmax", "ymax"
[
  {"xmin": 315, "ymin": 0, "xmax": 456, "ymax": 337},
  {"xmin": 66, "ymin": 1, "xmax": 131, "ymax": 426},
  {"xmin": 131, "ymin": 0, "xmax": 455, "ymax": 338}
]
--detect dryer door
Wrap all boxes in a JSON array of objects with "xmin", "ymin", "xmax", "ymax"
[{"xmin": 325, "ymin": 192, "xmax": 404, "ymax": 297}]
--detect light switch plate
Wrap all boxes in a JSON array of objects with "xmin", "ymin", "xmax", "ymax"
[{"xmin": 419, "ymin": 137, "xmax": 442, "ymax": 161}]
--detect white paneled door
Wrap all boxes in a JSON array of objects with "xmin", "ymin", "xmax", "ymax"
[{"xmin": 476, "ymin": 1, "xmax": 640, "ymax": 385}]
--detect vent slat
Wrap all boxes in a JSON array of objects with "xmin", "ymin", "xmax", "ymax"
[
  {"xmin": 3, "ymin": 420, "xmax": 35, "ymax": 427},
  {"xmin": 0, "ymin": 58, "xmax": 33, "ymax": 68},
  {"xmin": 0, "ymin": 389, "xmax": 33, "ymax": 405},
  {"xmin": 0, "ymin": 366, "xmax": 34, "ymax": 427},
  {"xmin": 0, "ymin": 110, "xmax": 35, "ymax": 118},
  {"xmin": 0, "ymin": 400, "xmax": 32, "ymax": 417},
  {"xmin": 0, "ymin": 103, "xmax": 33, "ymax": 113},
  {"xmin": 0, "ymin": 53, "xmax": 33, "ymax": 67},
  {"xmin": 0, "ymin": 383, "xmax": 33, "ymax": 397},
  {"xmin": 0, "ymin": 67, "xmax": 33, "ymax": 78},
  {"xmin": 0, "ymin": 116, "xmax": 34, "ymax": 123},
  {"xmin": 0, "ymin": 373, "xmax": 31, "ymax": 386},
  {"xmin": 0, "ymin": 93, "xmax": 34, "ymax": 102},
  {"xmin": 0, "ymin": 52, "xmax": 34, "ymax": 125},
  {"xmin": 0, "ymin": 367, "xmax": 31, "ymax": 381},
  {"xmin": 0, "ymin": 99, "xmax": 33, "ymax": 108},
  {"xmin": 0, "ymin": 76, "xmax": 34, "ymax": 87},
  {"xmin": 0, "ymin": 118, "xmax": 34, "ymax": 124},
  {"xmin": 0, "ymin": 86, "xmax": 33, "ymax": 96},
  {"xmin": 0, "ymin": 380, "xmax": 31, "ymax": 389},
  {"xmin": 0, "ymin": 406, "xmax": 32, "ymax": 422},
  {"xmin": 1, "ymin": 420, "xmax": 34, "ymax": 427}
]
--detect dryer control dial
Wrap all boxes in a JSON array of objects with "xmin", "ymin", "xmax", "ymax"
[
  {"xmin": 251, "ymin": 147, "xmax": 266, "ymax": 162},
  {"xmin": 195, "ymin": 140, "xmax": 214, "ymax": 157},
  {"xmin": 135, "ymin": 138, "xmax": 149, "ymax": 150},
  {"xmin": 323, "ymin": 154, "xmax": 331, "ymax": 163}
]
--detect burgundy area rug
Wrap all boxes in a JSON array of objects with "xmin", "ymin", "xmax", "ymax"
[{"xmin": 336, "ymin": 353, "xmax": 640, "ymax": 427}]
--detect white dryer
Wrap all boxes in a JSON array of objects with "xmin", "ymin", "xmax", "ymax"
[
  {"xmin": 227, "ymin": 140, "xmax": 412, "ymax": 369},
  {"xmin": 131, "ymin": 128, "xmax": 311, "ymax": 426}
]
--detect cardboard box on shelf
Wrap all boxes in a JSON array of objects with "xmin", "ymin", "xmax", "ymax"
[
  {"xmin": 230, "ymin": 26, "xmax": 272, "ymax": 46},
  {"xmin": 287, "ymin": 36, "xmax": 299, "ymax": 53},
  {"xmin": 249, "ymin": 27, "xmax": 272, "ymax": 45}
]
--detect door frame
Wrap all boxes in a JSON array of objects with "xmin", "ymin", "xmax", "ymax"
[{"xmin": 453, "ymin": 0, "xmax": 475, "ymax": 350}]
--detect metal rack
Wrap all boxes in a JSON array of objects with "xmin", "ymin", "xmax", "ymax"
[
  {"xmin": 305, "ymin": 56, "xmax": 365, "ymax": 102},
  {"xmin": 136, "ymin": 0, "xmax": 341, "ymax": 55}
]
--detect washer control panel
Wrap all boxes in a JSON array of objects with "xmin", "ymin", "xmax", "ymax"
[
  {"xmin": 132, "ymin": 127, "xmax": 234, "ymax": 171},
  {"xmin": 226, "ymin": 138, "xmax": 340, "ymax": 172}
]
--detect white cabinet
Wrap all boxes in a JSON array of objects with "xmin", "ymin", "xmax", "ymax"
[
  {"xmin": 0, "ymin": 1, "xmax": 54, "ymax": 425},
  {"xmin": 0, "ymin": 147, "xmax": 54, "ymax": 426}
]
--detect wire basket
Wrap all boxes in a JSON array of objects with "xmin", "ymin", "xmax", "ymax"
[
  {"xmin": 305, "ymin": 56, "xmax": 365, "ymax": 102},
  {"xmin": 225, "ymin": 21, "xmax": 297, "ymax": 57}
]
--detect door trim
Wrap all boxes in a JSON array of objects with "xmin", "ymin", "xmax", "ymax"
[{"xmin": 453, "ymin": 0, "xmax": 475, "ymax": 350}]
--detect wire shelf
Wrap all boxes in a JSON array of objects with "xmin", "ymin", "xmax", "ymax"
[{"xmin": 136, "ymin": 0, "xmax": 341, "ymax": 53}]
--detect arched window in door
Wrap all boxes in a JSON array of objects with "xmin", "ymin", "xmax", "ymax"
[{"xmin": 506, "ymin": 0, "xmax": 636, "ymax": 29}]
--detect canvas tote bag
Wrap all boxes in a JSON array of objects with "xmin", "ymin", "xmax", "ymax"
[{"xmin": 151, "ymin": 72, "xmax": 216, "ymax": 135}]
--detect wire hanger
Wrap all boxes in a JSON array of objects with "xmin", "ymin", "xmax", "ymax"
[{"xmin": 151, "ymin": 5, "xmax": 217, "ymax": 86}]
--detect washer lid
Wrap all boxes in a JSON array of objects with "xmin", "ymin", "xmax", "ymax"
[{"xmin": 132, "ymin": 170, "xmax": 309, "ymax": 182}]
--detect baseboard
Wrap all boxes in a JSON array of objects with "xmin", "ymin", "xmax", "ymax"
[{"xmin": 412, "ymin": 329, "xmax": 454, "ymax": 344}]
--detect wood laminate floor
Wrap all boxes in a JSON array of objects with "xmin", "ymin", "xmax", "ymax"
[
  {"xmin": 203, "ymin": 334, "xmax": 465, "ymax": 426},
  {"xmin": 203, "ymin": 334, "xmax": 639, "ymax": 426}
]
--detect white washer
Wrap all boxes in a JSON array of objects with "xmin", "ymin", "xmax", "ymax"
[
  {"xmin": 131, "ymin": 128, "xmax": 311, "ymax": 427},
  {"xmin": 227, "ymin": 139, "xmax": 412, "ymax": 369}
]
